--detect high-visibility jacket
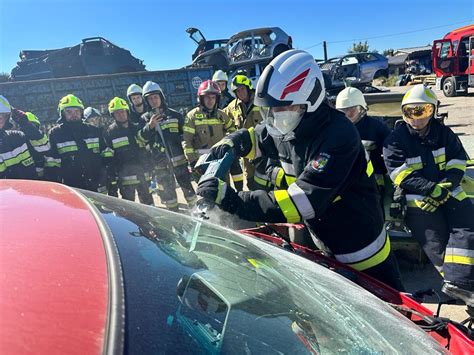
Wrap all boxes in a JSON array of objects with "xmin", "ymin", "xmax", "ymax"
[
  {"xmin": 141, "ymin": 108, "xmax": 187, "ymax": 168},
  {"xmin": 183, "ymin": 106, "xmax": 236, "ymax": 164},
  {"xmin": 215, "ymin": 103, "xmax": 388, "ymax": 271},
  {"xmin": 223, "ymin": 93, "xmax": 262, "ymax": 130},
  {"xmin": 104, "ymin": 120, "xmax": 152, "ymax": 186},
  {"xmin": 383, "ymin": 119, "xmax": 468, "ymax": 206},
  {"xmin": 0, "ymin": 128, "xmax": 38, "ymax": 180},
  {"xmin": 45, "ymin": 121, "xmax": 112, "ymax": 192}
]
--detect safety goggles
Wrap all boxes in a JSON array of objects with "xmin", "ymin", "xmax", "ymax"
[{"xmin": 402, "ymin": 104, "xmax": 434, "ymax": 120}]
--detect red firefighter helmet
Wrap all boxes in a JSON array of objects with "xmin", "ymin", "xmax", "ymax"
[{"xmin": 197, "ymin": 80, "xmax": 221, "ymax": 109}]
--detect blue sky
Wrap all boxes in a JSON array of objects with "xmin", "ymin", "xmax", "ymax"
[{"xmin": 0, "ymin": 0, "xmax": 472, "ymax": 74}]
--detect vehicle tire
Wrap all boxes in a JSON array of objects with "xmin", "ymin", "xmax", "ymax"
[
  {"xmin": 272, "ymin": 45, "xmax": 289, "ymax": 59},
  {"xmin": 374, "ymin": 69, "xmax": 388, "ymax": 79},
  {"xmin": 442, "ymin": 77, "xmax": 457, "ymax": 97}
]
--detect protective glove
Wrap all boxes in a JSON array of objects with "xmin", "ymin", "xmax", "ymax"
[
  {"xmin": 11, "ymin": 108, "xmax": 28, "ymax": 124},
  {"xmin": 419, "ymin": 182, "xmax": 451, "ymax": 212},
  {"xmin": 210, "ymin": 138, "xmax": 234, "ymax": 160},
  {"xmin": 197, "ymin": 177, "xmax": 238, "ymax": 212}
]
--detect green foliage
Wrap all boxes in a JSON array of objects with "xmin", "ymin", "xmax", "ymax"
[
  {"xmin": 348, "ymin": 41, "xmax": 374, "ymax": 53},
  {"xmin": 0, "ymin": 72, "xmax": 10, "ymax": 83},
  {"xmin": 383, "ymin": 49, "xmax": 394, "ymax": 56}
]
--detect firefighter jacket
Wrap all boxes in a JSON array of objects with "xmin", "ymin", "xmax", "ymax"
[
  {"xmin": 215, "ymin": 103, "xmax": 388, "ymax": 271},
  {"xmin": 355, "ymin": 115, "xmax": 391, "ymax": 187},
  {"xmin": 223, "ymin": 92, "xmax": 263, "ymax": 130},
  {"xmin": 104, "ymin": 120, "xmax": 152, "ymax": 186},
  {"xmin": 183, "ymin": 106, "xmax": 236, "ymax": 164},
  {"xmin": 383, "ymin": 119, "xmax": 469, "ymax": 207},
  {"xmin": 0, "ymin": 127, "xmax": 38, "ymax": 180},
  {"xmin": 141, "ymin": 108, "xmax": 187, "ymax": 168},
  {"xmin": 45, "ymin": 121, "xmax": 112, "ymax": 192}
]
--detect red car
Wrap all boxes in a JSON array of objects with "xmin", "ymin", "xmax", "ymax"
[{"xmin": 1, "ymin": 180, "xmax": 472, "ymax": 354}]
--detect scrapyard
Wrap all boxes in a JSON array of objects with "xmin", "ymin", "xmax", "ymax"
[{"xmin": 1, "ymin": 12, "xmax": 473, "ymax": 354}]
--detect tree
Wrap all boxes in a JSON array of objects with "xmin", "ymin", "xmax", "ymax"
[
  {"xmin": 0, "ymin": 72, "xmax": 10, "ymax": 83},
  {"xmin": 383, "ymin": 48, "xmax": 395, "ymax": 56},
  {"xmin": 348, "ymin": 41, "xmax": 378, "ymax": 53}
]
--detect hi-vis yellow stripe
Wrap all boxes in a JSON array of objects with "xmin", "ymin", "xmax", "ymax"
[
  {"xmin": 244, "ymin": 127, "xmax": 257, "ymax": 160},
  {"xmin": 274, "ymin": 189, "xmax": 301, "ymax": 223},
  {"xmin": 444, "ymin": 255, "xmax": 474, "ymax": 265},
  {"xmin": 348, "ymin": 237, "xmax": 391, "ymax": 271}
]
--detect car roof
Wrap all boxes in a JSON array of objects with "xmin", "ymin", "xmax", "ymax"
[
  {"xmin": 228, "ymin": 27, "xmax": 284, "ymax": 41},
  {"xmin": 0, "ymin": 180, "xmax": 109, "ymax": 354}
]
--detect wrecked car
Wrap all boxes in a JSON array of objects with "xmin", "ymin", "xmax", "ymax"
[
  {"xmin": 10, "ymin": 37, "xmax": 146, "ymax": 81},
  {"xmin": 190, "ymin": 27, "xmax": 292, "ymax": 71},
  {"xmin": 320, "ymin": 52, "xmax": 388, "ymax": 89}
]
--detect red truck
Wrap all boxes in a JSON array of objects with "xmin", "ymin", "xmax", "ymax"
[{"xmin": 432, "ymin": 24, "xmax": 474, "ymax": 97}]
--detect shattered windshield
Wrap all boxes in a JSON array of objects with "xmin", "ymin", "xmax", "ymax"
[{"xmin": 85, "ymin": 191, "xmax": 447, "ymax": 354}]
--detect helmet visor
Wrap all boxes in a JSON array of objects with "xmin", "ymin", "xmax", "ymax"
[{"xmin": 402, "ymin": 103, "xmax": 434, "ymax": 120}]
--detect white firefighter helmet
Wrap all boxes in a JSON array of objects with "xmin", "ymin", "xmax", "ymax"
[
  {"xmin": 0, "ymin": 95, "xmax": 12, "ymax": 114},
  {"xmin": 255, "ymin": 49, "xmax": 326, "ymax": 113},
  {"xmin": 142, "ymin": 81, "xmax": 164, "ymax": 98},
  {"xmin": 335, "ymin": 87, "xmax": 367, "ymax": 110},
  {"xmin": 212, "ymin": 70, "xmax": 228, "ymax": 82},
  {"xmin": 127, "ymin": 84, "xmax": 143, "ymax": 98}
]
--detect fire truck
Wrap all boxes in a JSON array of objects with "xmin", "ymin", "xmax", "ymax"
[{"xmin": 432, "ymin": 24, "xmax": 474, "ymax": 97}]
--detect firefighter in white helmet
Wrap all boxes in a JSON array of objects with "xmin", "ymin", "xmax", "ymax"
[
  {"xmin": 197, "ymin": 50, "xmax": 403, "ymax": 289},
  {"xmin": 384, "ymin": 84, "xmax": 473, "ymax": 305},
  {"xmin": 212, "ymin": 70, "xmax": 233, "ymax": 108},
  {"xmin": 336, "ymin": 87, "xmax": 391, "ymax": 202},
  {"xmin": 126, "ymin": 84, "xmax": 149, "ymax": 124},
  {"xmin": 141, "ymin": 81, "xmax": 196, "ymax": 211}
]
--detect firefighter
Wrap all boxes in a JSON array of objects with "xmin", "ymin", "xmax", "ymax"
[
  {"xmin": 141, "ymin": 81, "xmax": 197, "ymax": 210},
  {"xmin": 197, "ymin": 50, "xmax": 403, "ymax": 290},
  {"xmin": 183, "ymin": 80, "xmax": 244, "ymax": 191},
  {"xmin": 224, "ymin": 74, "xmax": 268, "ymax": 190},
  {"xmin": 83, "ymin": 107, "xmax": 102, "ymax": 127},
  {"xmin": 126, "ymin": 84, "xmax": 148, "ymax": 124},
  {"xmin": 383, "ymin": 84, "xmax": 473, "ymax": 305},
  {"xmin": 336, "ymin": 87, "xmax": 391, "ymax": 200},
  {"xmin": 0, "ymin": 95, "xmax": 47, "ymax": 179},
  {"xmin": 44, "ymin": 94, "xmax": 112, "ymax": 193},
  {"xmin": 212, "ymin": 70, "xmax": 233, "ymax": 108},
  {"xmin": 104, "ymin": 97, "xmax": 154, "ymax": 205},
  {"xmin": 126, "ymin": 84, "xmax": 154, "ymax": 189}
]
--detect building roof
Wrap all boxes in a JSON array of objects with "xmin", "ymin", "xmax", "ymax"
[{"xmin": 393, "ymin": 45, "xmax": 432, "ymax": 55}]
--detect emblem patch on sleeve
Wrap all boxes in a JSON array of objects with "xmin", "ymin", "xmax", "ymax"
[{"xmin": 311, "ymin": 153, "xmax": 330, "ymax": 172}]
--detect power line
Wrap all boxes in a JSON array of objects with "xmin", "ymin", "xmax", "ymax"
[{"xmin": 302, "ymin": 19, "xmax": 472, "ymax": 50}]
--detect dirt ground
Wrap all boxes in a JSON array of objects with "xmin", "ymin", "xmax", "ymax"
[{"xmin": 149, "ymin": 86, "xmax": 474, "ymax": 323}]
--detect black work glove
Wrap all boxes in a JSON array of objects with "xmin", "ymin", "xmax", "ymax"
[
  {"xmin": 209, "ymin": 138, "xmax": 234, "ymax": 161},
  {"xmin": 11, "ymin": 108, "xmax": 28, "ymax": 124},
  {"xmin": 197, "ymin": 177, "xmax": 239, "ymax": 213}
]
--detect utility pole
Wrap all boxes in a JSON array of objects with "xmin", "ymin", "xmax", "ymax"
[{"xmin": 323, "ymin": 41, "xmax": 328, "ymax": 61}]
